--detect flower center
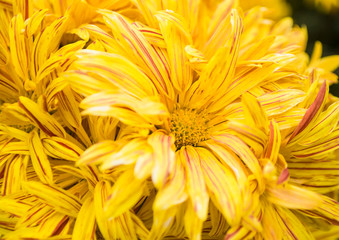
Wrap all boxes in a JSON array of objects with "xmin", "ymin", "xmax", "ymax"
[{"xmin": 170, "ymin": 108, "xmax": 209, "ymax": 149}]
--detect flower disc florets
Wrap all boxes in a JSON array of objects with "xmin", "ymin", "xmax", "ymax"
[{"xmin": 170, "ymin": 108, "xmax": 209, "ymax": 149}]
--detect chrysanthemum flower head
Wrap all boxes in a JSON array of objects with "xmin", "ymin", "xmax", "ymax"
[
  {"xmin": 305, "ymin": 0, "xmax": 339, "ymax": 12},
  {"xmin": 1, "ymin": 0, "xmax": 339, "ymax": 239}
]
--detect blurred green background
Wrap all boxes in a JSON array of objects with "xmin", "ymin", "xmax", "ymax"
[{"xmin": 287, "ymin": 0, "xmax": 339, "ymax": 95}]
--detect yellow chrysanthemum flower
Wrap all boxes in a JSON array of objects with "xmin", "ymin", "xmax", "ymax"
[
  {"xmin": 66, "ymin": 2, "xmax": 339, "ymax": 239},
  {"xmin": 1, "ymin": 0, "xmax": 339, "ymax": 239},
  {"xmin": 239, "ymin": 0, "xmax": 291, "ymax": 19},
  {"xmin": 305, "ymin": 0, "xmax": 339, "ymax": 12}
]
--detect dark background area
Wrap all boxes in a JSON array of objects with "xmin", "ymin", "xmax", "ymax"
[{"xmin": 287, "ymin": 0, "xmax": 339, "ymax": 95}]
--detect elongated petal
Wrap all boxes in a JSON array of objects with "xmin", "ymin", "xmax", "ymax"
[
  {"xmin": 153, "ymin": 154, "xmax": 187, "ymax": 211},
  {"xmin": 206, "ymin": 140, "xmax": 248, "ymax": 184},
  {"xmin": 275, "ymin": 207, "xmax": 315, "ymax": 240},
  {"xmin": 72, "ymin": 197, "xmax": 96, "ymax": 240},
  {"xmin": 156, "ymin": 10, "xmax": 192, "ymax": 92},
  {"xmin": 212, "ymin": 134, "xmax": 263, "ymax": 190},
  {"xmin": 100, "ymin": 138, "xmax": 151, "ymax": 170},
  {"xmin": 104, "ymin": 170, "xmax": 145, "ymax": 219},
  {"xmin": 29, "ymin": 131, "xmax": 53, "ymax": 184},
  {"xmin": 288, "ymin": 81, "xmax": 328, "ymax": 145},
  {"xmin": 1, "ymin": 155, "xmax": 26, "ymax": 195},
  {"xmin": 189, "ymin": 9, "xmax": 243, "ymax": 109},
  {"xmin": 9, "ymin": 14, "xmax": 28, "ymax": 82},
  {"xmin": 184, "ymin": 201, "xmax": 203, "ymax": 240},
  {"xmin": 266, "ymin": 184, "xmax": 323, "ymax": 209},
  {"xmin": 94, "ymin": 180, "xmax": 111, "ymax": 240},
  {"xmin": 197, "ymin": 147, "xmax": 242, "ymax": 225},
  {"xmin": 81, "ymin": 91, "xmax": 168, "ymax": 127},
  {"xmin": 241, "ymin": 92, "xmax": 268, "ymax": 133},
  {"xmin": 227, "ymin": 121, "xmax": 267, "ymax": 157},
  {"xmin": 148, "ymin": 207, "xmax": 177, "ymax": 240},
  {"xmin": 56, "ymin": 86, "xmax": 82, "ymax": 129},
  {"xmin": 42, "ymin": 137, "xmax": 83, "ymax": 162},
  {"xmin": 101, "ymin": 11, "xmax": 174, "ymax": 98},
  {"xmin": 302, "ymin": 196, "xmax": 339, "ymax": 225},
  {"xmin": 73, "ymin": 49, "xmax": 158, "ymax": 98},
  {"xmin": 301, "ymin": 101, "xmax": 339, "ymax": 145},
  {"xmin": 148, "ymin": 131, "xmax": 175, "ymax": 189},
  {"xmin": 18, "ymin": 97, "xmax": 66, "ymax": 137},
  {"xmin": 179, "ymin": 146, "xmax": 209, "ymax": 220},
  {"xmin": 258, "ymin": 89, "xmax": 305, "ymax": 117},
  {"xmin": 22, "ymin": 181, "xmax": 81, "ymax": 217},
  {"xmin": 264, "ymin": 120, "xmax": 281, "ymax": 163}
]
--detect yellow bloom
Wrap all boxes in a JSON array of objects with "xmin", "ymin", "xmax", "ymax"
[
  {"xmin": 225, "ymin": 88, "xmax": 339, "ymax": 239},
  {"xmin": 66, "ymin": 3, "xmax": 339, "ymax": 240},
  {"xmin": 1, "ymin": 0, "xmax": 339, "ymax": 239},
  {"xmin": 239, "ymin": 0, "xmax": 291, "ymax": 19},
  {"xmin": 305, "ymin": 0, "xmax": 339, "ymax": 12}
]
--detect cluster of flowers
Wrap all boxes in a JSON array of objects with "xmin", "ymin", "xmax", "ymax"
[{"xmin": 1, "ymin": 0, "xmax": 339, "ymax": 239}]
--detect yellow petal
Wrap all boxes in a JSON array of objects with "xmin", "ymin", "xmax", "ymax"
[
  {"xmin": 1, "ymin": 155, "xmax": 26, "ymax": 195},
  {"xmin": 179, "ymin": 146, "xmax": 209, "ymax": 220},
  {"xmin": 22, "ymin": 181, "xmax": 81, "ymax": 217},
  {"xmin": 266, "ymin": 184, "xmax": 323, "ymax": 209},
  {"xmin": 93, "ymin": 180, "xmax": 111, "ymax": 240},
  {"xmin": 72, "ymin": 197, "xmax": 96, "ymax": 240},
  {"xmin": 275, "ymin": 207, "xmax": 315, "ymax": 240},
  {"xmin": 104, "ymin": 169, "xmax": 146, "ymax": 219},
  {"xmin": 258, "ymin": 89, "xmax": 305, "ymax": 116},
  {"xmin": 28, "ymin": 130, "xmax": 53, "ymax": 184},
  {"xmin": 153, "ymin": 154, "xmax": 188, "ymax": 211},
  {"xmin": 148, "ymin": 131, "xmax": 175, "ymax": 189},
  {"xmin": 197, "ymin": 147, "xmax": 242, "ymax": 226},
  {"xmin": 156, "ymin": 10, "xmax": 192, "ymax": 92},
  {"xmin": 42, "ymin": 137, "xmax": 83, "ymax": 162},
  {"xmin": 18, "ymin": 97, "xmax": 66, "ymax": 137},
  {"xmin": 288, "ymin": 81, "xmax": 328, "ymax": 145},
  {"xmin": 100, "ymin": 138, "xmax": 151, "ymax": 171},
  {"xmin": 101, "ymin": 11, "xmax": 174, "ymax": 98},
  {"xmin": 184, "ymin": 201, "xmax": 203, "ymax": 240},
  {"xmin": 241, "ymin": 92, "xmax": 268, "ymax": 133},
  {"xmin": 212, "ymin": 133, "xmax": 264, "ymax": 191},
  {"xmin": 264, "ymin": 120, "xmax": 281, "ymax": 164}
]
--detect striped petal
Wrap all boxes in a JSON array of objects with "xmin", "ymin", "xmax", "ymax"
[
  {"xmin": 93, "ymin": 180, "xmax": 111, "ymax": 240},
  {"xmin": 156, "ymin": 10, "xmax": 192, "ymax": 92},
  {"xmin": 266, "ymin": 184, "xmax": 323, "ymax": 210},
  {"xmin": 72, "ymin": 49, "xmax": 158, "ymax": 98},
  {"xmin": 81, "ymin": 90, "xmax": 168, "ymax": 127},
  {"xmin": 184, "ymin": 201, "xmax": 204, "ymax": 240},
  {"xmin": 104, "ymin": 169, "xmax": 146, "ymax": 219},
  {"xmin": 100, "ymin": 138, "xmax": 152, "ymax": 171},
  {"xmin": 148, "ymin": 131, "xmax": 175, "ymax": 189},
  {"xmin": 300, "ymin": 101, "xmax": 339, "ymax": 145},
  {"xmin": 179, "ymin": 146, "xmax": 209, "ymax": 220},
  {"xmin": 212, "ymin": 133, "xmax": 264, "ymax": 190},
  {"xmin": 189, "ymin": 9, "xmax": 243, "ymax": 109},
  {"xmin": 257, "ymin": 89, "xmax": 305, "ymax": 117},
  {"xmin": 72, "ymin": 197, "xmax": 96, "ymax": 240},
  {"xmin": 206, "ymin": 140, "xmax": 248, "ymax": 184},
  {"xmin": 241, "ymin": 92, "xmax": 268, "ymax": 133},
  {"xmin": 275, "ymin": 207, "xmax": 315, "ymax": 240},
  {"xmin": 42, "ymin": 137, "xmax": 83, "ymax": 162},
  {"xmin": 197, "ymin": 147, "xmax": 242, "ymax": 226},
  {"xmin": 101, "ymin": 11, "xmax": 174, "ymax": 98},
  {"xmin": 264, "ymin": 120, "xmax": 281, "ymax": 164},
  {"xmin": 18, "ymin": 97, "xmax": 66, "ymax": 137},
  {"xmin": 22, "ymin": 181, "xmax": 81, "ymax": 217},
  {"xmin": 28, "ymin": 130, "xmax": 53, "ymax": 184},
  {"xmin": 153, "ymin": 154, "xmax": 187, "ymax": 211},
  {"xmin": 287, "ymin": 81, "xmax": 328, "ymax": 145},
  {"xmin": 1, "ymin": 155, "xmax": 26, "ymax": 195}
]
